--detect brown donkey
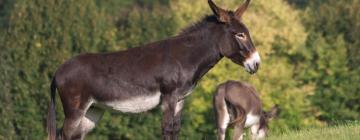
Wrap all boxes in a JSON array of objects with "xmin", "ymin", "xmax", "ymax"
[
  {"xmin": 214, "ymin": 81, "xmax": 278, "ymax": 140},
  {"xmin": 47, "ymin": 0, "xmax": 260, "ymax": 140}
]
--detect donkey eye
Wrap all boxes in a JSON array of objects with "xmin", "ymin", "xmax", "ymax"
[{"xmin": 235, "ymin": 33, "xmax": 246, "ymax": 40}]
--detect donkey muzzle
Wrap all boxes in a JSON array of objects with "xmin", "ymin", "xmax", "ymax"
[{"xmin": 244, "ymin": 51, "xmax": 261, "ymax": 74}]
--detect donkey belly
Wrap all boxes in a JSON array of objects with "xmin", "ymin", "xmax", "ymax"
[
  {"xmin": 101, "ymin": 91, "xmax": 161, "ymax": 113},
  {"xmin": 245, "ymin": 112, "xmax": 260, "ymax": 127}
]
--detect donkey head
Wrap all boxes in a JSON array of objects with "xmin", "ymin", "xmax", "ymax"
[
  {"xmin": 208, "ymin": 0, "xmax": 260, "ymax": 74},
  {"xmin": 254, "ymin": 105, "xmax": 279, "ymax": 139}
]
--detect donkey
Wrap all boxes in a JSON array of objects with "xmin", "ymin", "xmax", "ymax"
[
  {"xmin": 47, "ymin": 0, "xmax": 260, "ymax": 140},
  {"xmin": 213, "ymin": 80, "xmax": 278, "ymax": 140}
]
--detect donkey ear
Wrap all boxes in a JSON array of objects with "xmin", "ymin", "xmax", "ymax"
[
  {"xmin": 266, "ymin": 105, "xmax": 279, "ymax": 120},
  {"xmin": 208, "ymin": 0, "xmax": 230, "ymax": 23},
  {"xmin": 235, "ymin": 0, "xmax": 251, "ymax": 19}
]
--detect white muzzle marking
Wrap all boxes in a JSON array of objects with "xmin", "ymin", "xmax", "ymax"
[{"xmin": 243, "ymin": 51, "xmax": 261, "ymax": 73}]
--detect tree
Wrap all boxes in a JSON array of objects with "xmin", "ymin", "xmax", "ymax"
[
  {"xmin": 295, "ymin": 0, "xmax": 360, "ymax": 122},
  {"xmin": 0, "ymin": 0, "xmax": 117, "ymax": 138}
]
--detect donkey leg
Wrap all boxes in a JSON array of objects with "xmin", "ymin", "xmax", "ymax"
[
  {"xmin": 61, "ymin": 109, "xmax": 86, "ymax": 140},
  {"xmin": 216, "ymin": 110, "xmax": 229, "ymax": 140},
  {"xmin": 232, "ymin": 120, "xmax": 246, "ymax": 140},
  {"xmin": 214, "ymin": 98, "xmax": 230, "ymax": 140},
  {"xmin": 250, "ymin": 124, "xmax": 261, "ymax": 140},
  {"xmin": 60, "ymin": 97, "xmax": 94, "ymax": 140},
  {"xmin": 172, "ymin": 100, "xmax": 184, "ymax": 140},
  {"xmin": 77, "ymin": 107, "xmax": 104, "ymax": 139},
  {"xmin": 232, "ymin": 109, "xmax": 246, "ymax": 140},
  {"xmin": 161, "ymin": 94, "xmax": 178, "ymax": 140}
]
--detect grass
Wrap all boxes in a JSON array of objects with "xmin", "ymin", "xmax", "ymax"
[{"xmin": 267, "ymin": 123, "xmax": 360, "ymax": 140}]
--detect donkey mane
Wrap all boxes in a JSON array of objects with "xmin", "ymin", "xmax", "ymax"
[{"xmin": 179, "ymin": 15, "xmax": 220, "ymax": 35}]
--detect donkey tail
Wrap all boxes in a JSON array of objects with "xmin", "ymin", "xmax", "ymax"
[
  {"xmin": 229, "ymin": 115, "xmax": 244, "ymax": 126},
  {"xmin": 228, "ymin": 106, "xmax": 246, "ymax": 127},
  {"xmin": 47, "ymin": 78, "xmax": 57, "ymax": 140}
]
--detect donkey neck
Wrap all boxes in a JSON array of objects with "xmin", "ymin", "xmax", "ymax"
[{"xmin": 174, "ymin": 20, "xmax": 225, "ymax": 83}]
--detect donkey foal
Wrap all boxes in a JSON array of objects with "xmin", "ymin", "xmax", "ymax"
[{"xmin": 213, "ymin": 80, "xmax": 278, "ymax": 140}]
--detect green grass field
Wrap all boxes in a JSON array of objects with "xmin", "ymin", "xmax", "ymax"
[{"xmin": 267, "ymin": 123, "xmax": 360, "ymax": 140}]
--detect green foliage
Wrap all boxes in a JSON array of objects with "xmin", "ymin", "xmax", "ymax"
[
  {"xmin": 293, "ymin": 0, "xmax": 360, "ymax": 122},
  {"xmin": 0, "ymin": 0, "xmax": 117, "ymax": 138},
  {"xmin": 305, "ymin": 0, "xmax": 360, "ymax": 68},
  {"xmin": 294, "ymin": 32, "xmax": 358, "ymax": 121},
  {"xmin": 0, "ymin": 0, "xmax": 358, "ymax": 139}
]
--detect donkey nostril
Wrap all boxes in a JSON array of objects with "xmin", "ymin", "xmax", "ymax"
[{"xmin": 255, "ymin": 62, "xmax": 260, "ymax": 70}]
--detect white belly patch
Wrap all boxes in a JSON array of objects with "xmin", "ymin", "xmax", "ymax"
[
  {"xmin": 104, "ymin": 91, "xmax": 161, "ymax": 113},
  {"xmin": 245, "ymin": 113, "xmax": 260, "ymax": 127}
]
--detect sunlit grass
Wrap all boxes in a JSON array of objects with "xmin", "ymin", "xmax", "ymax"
[{"xmin": 267, "ymin": 122, "xmax": 360, "ymax": 140}]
